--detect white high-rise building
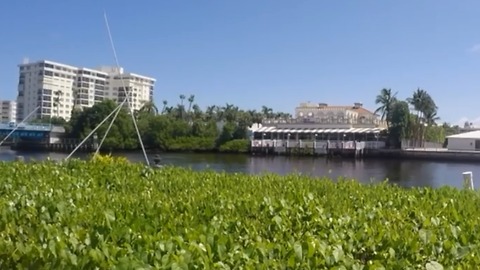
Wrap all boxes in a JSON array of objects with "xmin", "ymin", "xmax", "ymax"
[
  {"xmin": 16, "ymin": 60, "xmax": 155, "ymax": 121},
  {"xmin": 16, "ymin": 60, "xmax": 77, "ymax": 121},
  {"xmin": 0, "ymin": 100, "xmax": 17, "ymax": 122},
  {"xmin": 97, "ymin": 66, "xmax": 155, "ymax": 112}
]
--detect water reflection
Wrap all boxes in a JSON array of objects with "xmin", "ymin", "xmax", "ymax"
[{"xmin": 0, "ymin": 148, "xmax": 476, "ymax": 189}]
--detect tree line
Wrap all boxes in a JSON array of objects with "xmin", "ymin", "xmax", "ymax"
[
  {"xmin": 33, "ymin": 90, "xmax": 457, "ymax": 152},
  {"xmin": 373, "ymin": 88, "xmax": 453, "ymax": 148},
  {"xmin": 41, "ymin": 95, "xmax": 291, "ymax": 152}
]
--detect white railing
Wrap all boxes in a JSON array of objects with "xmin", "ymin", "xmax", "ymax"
[{"xmin": 251, "ymin": 139, "xmax": 385, "ymax": 149}]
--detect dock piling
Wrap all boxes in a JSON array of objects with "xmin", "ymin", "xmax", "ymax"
[{"xmin": 463, "ymin": 171, "xmax": 474, "ymax": 190}]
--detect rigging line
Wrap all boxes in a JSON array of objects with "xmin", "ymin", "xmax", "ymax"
[
  {"xmin": 0, "ymin": 106, "xmax": 41, "ymax": 147},
  {"xmin": 64, "ymin": 101, "xmax": 125, "ymax": 161},
  {"xmin": 94, "ymin": 97, "xmax": 122, "ymax": 155},
  {"xmin": 103, "ymin": 11, "xmax": 150, "ymax": 166}
]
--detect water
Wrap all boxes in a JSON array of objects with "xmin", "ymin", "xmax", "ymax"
[{"xmin": 0, "ymin": 147, "xmax": 476, "ymax": 189}]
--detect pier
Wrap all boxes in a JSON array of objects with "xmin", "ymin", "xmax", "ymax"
[
  {"xmin": 250, "ymin": 126, "xmax": 385, "ymax": 158},
  {"xmin": 0, "ymin": 122, "xmax": 97, "ymax": 152},
  {"xmin": 11, "ymin": 138, "xmax": 97, "ymax": 152},
  {"xmin": 251, "ymin": 139, "xmax": 383, "ymax": 157}
]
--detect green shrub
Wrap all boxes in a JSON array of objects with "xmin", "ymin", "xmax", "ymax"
[
  {"xmin": 165, "ymin": 136, "xmax": 216, "ymax": 151},
  {"xmin": 219, "ymin": 139, "xmax": 250, "ymax": 153},
  {"xmin": 0, "ymin": 156, "xmax": 479, "ymax": 268}
]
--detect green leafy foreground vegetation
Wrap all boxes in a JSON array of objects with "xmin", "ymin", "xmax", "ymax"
[{"xmin": 0, "ymin": 156, "xmax": 479, "ymax": 269}]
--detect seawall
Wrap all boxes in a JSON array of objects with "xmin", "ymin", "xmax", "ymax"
[
  {"xmin": 365, "ymin": 149, "xmax": 480, "ymax": 162},
  {"xmin": 251, "ymin": 145, "xmax": 480, "ymax": 163}
]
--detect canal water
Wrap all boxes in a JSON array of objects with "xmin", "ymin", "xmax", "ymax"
[{"xmin": 0, "ymin": 147, "xmax": 477, "ymax": 189}]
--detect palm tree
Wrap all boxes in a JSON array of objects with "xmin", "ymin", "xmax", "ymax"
[
  {"xmin": 187, "ymin": 95, "xmax": 195, "ymax": 114},
  {"xmin": 53, "ymin": 90, "xmax": 62, "ymax": 118},
  {"xmin": 424, "ymin": 110, "xmax": 440, "ymax": 126},
  {"xmin": 261, "ymin": 106, "xmax": 273, "ymax": 119},
  {"xmin": 407, "ymin": 88, "xmax": 437, "ymax": 121},
  {"xmin": 164, "ymin": 106, "xmax": 174, "ymax": 114},
  {"xmin": 139, "ymin": 101, "xmax": 159, "ymax": 115},
  {"xmin": 246, "ymin": 109, "xmax": 263, "ymax": 124},
  {"xmin": 407, "ymin": 88, "xmax": 438, "ymax": 147},
  {"xmin": 205, "ymin": 105, "xmax": 216, "ymax": 121},
  {"xmin": 179, "ymin": 94, "xmax": 186, "ymax": 119},
  {"xmin": 186, "ymin": 94, "xmax": 195, "ymax": 123},
  {"xmin": 179, "ymin": 94, "xmax": 185, "ymax": 106},
  {"xmin": 192, "ymin": 104, "xmax": 202, "ymax": 120},
  {"xmin": 374, "ymin": 88, "xmax": 397, "ymax": 126},
  {"xmin": 407, "ymin": 89, "xmax": 425, "ymax": 147},
  {"xmin": 223, "ymin": 103, "xmax": 239, "ymax": 122},
  {"xmin": 161, "ymin": 100, "xmax": 168, "ymax": 114},
  {"xmin": 214, "ymin": 106, "xmax": 225, "ymax": 121}
]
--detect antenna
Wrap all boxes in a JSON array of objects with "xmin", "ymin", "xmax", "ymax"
[
  {"xmin": 102, "ymin": 11, "xmax": 149, "ymax": 165},
  {"xmin": 64, "ymin": 12, "xmax": 150, "ymax": 166}
]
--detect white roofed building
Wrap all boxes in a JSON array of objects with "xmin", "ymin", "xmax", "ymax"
[
  {"xmin": 251, "ymin": 102, "xmax": 388, "ymax": 151},
  {"xmin": 446, "ymin": 131, "xmax": 480, "ymax": 151}
]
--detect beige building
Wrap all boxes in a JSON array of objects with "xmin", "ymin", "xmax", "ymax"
[
  {"xmin": 97, "ymin": 66, "xmax": 155, "ymax": 112},
  {"xmin": 16, "ymin": 60, "xmax": 155, "ymax": 121},
  {"xmin": 0, "ymin": 100, "xmax": 17, "ymax": 122},
  {"xmin": 293, "ymin": 102, "xmax": 386, "ymax": 128},
  {"xmin": 74, "ymin": 68, "xmax": 109, "ymax": 109}
]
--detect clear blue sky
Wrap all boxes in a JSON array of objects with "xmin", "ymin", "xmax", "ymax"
[{"xmin": 1, "ymin": 0, "xmax": 480, "ymax": 125}]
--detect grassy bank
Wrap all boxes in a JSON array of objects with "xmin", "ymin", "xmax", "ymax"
[{"xmin": 0, "ymin": 156, "xmax": 479, "ymax": 268}]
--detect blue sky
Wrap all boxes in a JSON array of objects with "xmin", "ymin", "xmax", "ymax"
[{"xmin": 1, "ymin": 0, "xmax": 480, "ymax": 125}]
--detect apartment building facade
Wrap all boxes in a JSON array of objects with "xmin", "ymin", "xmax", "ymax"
[
  {"xmin": 0, "ymin": 100, "xmax": 17, "ymax": 122},
  {"xmin": 97, "ymin": 66, "xmax": 155, "ymax": 112},
  {"xmin": 16, "ymin": 60, "xmax": 155, "ymax": 121}
]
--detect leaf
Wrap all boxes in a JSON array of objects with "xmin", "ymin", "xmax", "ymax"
[
  {"xmin": 388, "ymin": 248, "xmax": 395, "ymax": 259},
  {"xmin": 104, "ymin": 209, "xmax": 116, "ymax": 228},
  {"xmin": 426, "ymin": 261, "xmax": 444, "ymax": 270},
  {"xmin": 333, "ymin": 245, "xmax": 344, "ymax": 263},
  {"xmin": 293, "ymin": 242, "xmax": 302, "ymax": 260},
  {"xmin": 419, "ymin": 229, "xmax": 428, "ymax": 244},
  {"xmin": 307, "ymin": 240, "xmax": 315, "ymax": 258},
  {"xmin": 273, "ymin": 215, "xmax": 282, "ymax": 227}
]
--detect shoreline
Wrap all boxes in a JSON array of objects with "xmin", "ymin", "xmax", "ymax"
[
  {"xmin": 369, "ymin": 148, "xmax": 480, "ymax": 162},
  {"xmin": 256, "ymin": 148, "xmax": 480, "ymax": 163},
  {"xmin": 5, "ymin": 145, "xmax": 480, "ymax": 163},
  {"xmin": 3, "ymin": 146, "xmax": 250, "ymax": 156}
]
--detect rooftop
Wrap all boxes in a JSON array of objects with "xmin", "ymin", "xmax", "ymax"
[
  {"xmin": 296, "ymin": 102, "xmax": 376, "ymax": 116},
  {"xmin": 447, "ymin": 130, "xmax": 480, "ymax": 139},
  {"xmin": 253, "ymin": 126, "xmax": 386, "ymax": 134}
]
